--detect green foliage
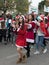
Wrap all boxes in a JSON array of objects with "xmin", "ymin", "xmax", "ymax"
[
  {"xmin": 0, "ymin": 0, "xmax": 4, "ymax": 9},
  {"xmin": 38, "ymin": 0, "xmax": 49, "ymax": 11},
  {"xmin": 38, "ymin": 1, "xmax": 45, "ymax": 10},
  {"xmin": 45, "ymin": 0, "xmax": 49, "ymax": 6},
  {"xmin": 4, "ymin": 0, "xmax": 14, "ymax": 9},
  {"xmin": 15, "ymin": 0, "xmax": 30, "ymax": 14},
  {"xmin": 0, "ymin": 0, "xmax": 30, "ymax": 14}
]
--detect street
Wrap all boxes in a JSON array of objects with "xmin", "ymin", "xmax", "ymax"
[{"xmin": 0, "ymin": 42, "xmax": 49, "ymax": 65}]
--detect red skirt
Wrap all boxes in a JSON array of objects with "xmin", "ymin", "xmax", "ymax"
[{"xmin": 16, "ymin": 35, "xmax": 27, "ymax": 48}]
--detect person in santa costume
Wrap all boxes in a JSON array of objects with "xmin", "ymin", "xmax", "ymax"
[
  {"xmin": 44, "ymin": 17, "xmax": 49, "ymax": 45},
  {"xmin": 25, "ymin": 14, "xmax": 35, "ymax": 57},
  {"xmin": 34, "ymin": 16, "xmax": 47, "ymax": 54},
  {"xmin": 12, "ymin": 16, "xmax": 27, "ymax": 63}
]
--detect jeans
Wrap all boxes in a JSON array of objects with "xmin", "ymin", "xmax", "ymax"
[{"xmin": 35, "ymin": 35, "xmax": 45, "ymax": 50}]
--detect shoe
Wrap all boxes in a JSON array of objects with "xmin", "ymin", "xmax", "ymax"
[
  {"xmin": 4, "ymin": 43, "xmax": 7, "ymax": 45},
  {"xmin": 16, "ymin": 58, "xmax": 22, "ymax": 64},
  {"xmin": 34, "ymin": 51, "xmax": 40, "ymax": 54},
  {"xmin": 27, "ymin": 54, "xmax": 30, "ymax": 58},
  {"xmin": 26, "ymin": 52, "xmax": 30, "ymax": 58},
  {"xmin": 43, "ymin": 48, "xmax": 47, "ymax": 54}
]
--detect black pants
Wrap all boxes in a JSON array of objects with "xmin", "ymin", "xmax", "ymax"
[
  {"xmin": 25, "ymin": 41, "xmax": 35, "ymax": 57},
  {"xmin": 7, "ymin": 29, "xmax": 11, "ymax": 42},
  {"xmin": 43, "ymin": 38, "xmax": 47, "ymax": 47},
  {"xmin": 24, "ymin": 42, "xmax": 31, "ymax": 57},
  {"xmin": 0, "ymin": 30, "xmax": 2, "ymax": 42},
  {"xmin": 0, "ymin": 29, "xmax": 7, "ymax": 43}
]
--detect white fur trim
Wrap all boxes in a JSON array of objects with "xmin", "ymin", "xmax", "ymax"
[
  {"xmin": 0, "ymin": 20, "xmax": 4, "ymax": 22},
  {"xmin": 15, "ymin": 44, "xmax": 27, "ymax": 48},
  {"xmin": 28, "ymin": 24, "xmax": 32, "ymax": 29},
  {"xmin": 44, "ymin": 37, "xmax": 49, "ymax": 39},
  {"xmin": 17, "ymin": 27, "xmax": 20, "ymax": 32},
  {"xmin": 26, "ymin": 39, "xmax": 34, "ymax": 43}
]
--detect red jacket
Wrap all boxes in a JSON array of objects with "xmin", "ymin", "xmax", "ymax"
[
  {"xmin": 45, "ymin": 22, "xmax": 49, "ymax": 37},
  {"xmin": 40, "ymin": 21, "xmax": 47, "ymax": 35},
  {"xmin": 15, "ymin": 25, "xmax": 27, "ymax": 47}
]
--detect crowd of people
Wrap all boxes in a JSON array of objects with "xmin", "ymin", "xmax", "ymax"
[
  {"xmin": 0, "ymin": 13, "xmax": 15, "ymax": 45},
  {"xmin": 0, "ymin": 12, "xmax": 49, "ymax": 63},
  {"xmin": 12, "ymin": 12, "xmax": 49, "ymax": 63}
]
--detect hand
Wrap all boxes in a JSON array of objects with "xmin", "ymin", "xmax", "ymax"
[
  {"xmin": 12, "ymin": 24, "xmax": 15, "ymax": 28},
  {"xmin": 25, "ymin": 23, "xmax": 28, "ymax": 25},
  {"xmin": 15, "ymin": 24, "xmax": 19, "ymax": 29}
]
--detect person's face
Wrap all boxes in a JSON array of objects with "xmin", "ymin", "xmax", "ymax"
[
  {"xmin": 29, "ymin": 15, "xmax": 32, "ymax": 20},
  {"xmin": 19, "ymin": 17, "xmax": 23, "ymax": 23},
  {"xmin": 25, "ymin": 18, "xmax": 28, "ymax": 23}
]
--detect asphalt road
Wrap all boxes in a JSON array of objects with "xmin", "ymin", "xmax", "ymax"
[{"xmin": 0, "ymin": 41, "xmax": 49, "ymax": 65}]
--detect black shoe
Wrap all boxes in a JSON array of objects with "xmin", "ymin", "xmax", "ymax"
[
  {"xmin": 27, "ymin": 54, "xmax": 30, "ymax": 58},
  {"xmin": 26, "ymin": 53, "xmax": 30, "ymax": 58},
  {"xmin": 4, "ymin": 43, "xmax": 7, "ymax": 45}
]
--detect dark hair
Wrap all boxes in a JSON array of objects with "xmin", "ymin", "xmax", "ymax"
[
  {"xmin": 31, "ymin": 13, "xmax": 35, "ymax": 21},
  {"xmin": 28, "ymin": 14, "xmax": 32, "ymax": 21},
  {"xmin": 32, "ymin": 15, "xmax": 35, "ymax": 21},
  {"xmin": 21, "ymin": 17, "xmax": 24, "ymax": 30},
  {"xmin": 45, "ymin": 18, "xmax": 48, "ymax": 24},
  {"xmin": 28, "ymin": 14, "xmax": 35, "ymax": 21},
  {"xmin": 18, "ymin": 17, "xmax": 24, "ymax": 30},
  {"xmin": 40, "ymin": 20, "xmax": 43, "ymax": 22}
]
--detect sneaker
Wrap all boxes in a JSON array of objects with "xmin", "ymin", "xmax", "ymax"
[
  {"xmin": 43, "ymin": 48, "xmax": 47, "ymax": 54},
  {"xmin": 34, "ymin": 51, "xmax": 40, "ymax": 54}
]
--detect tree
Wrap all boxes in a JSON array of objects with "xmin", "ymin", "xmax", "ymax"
[
  {"xmin": 38, "ymin": 0, "xmax": 45, "ymax": 12},
  {"xmin": 0, "ymin": 0, "xmax": 15, "ymax": 11},
  {"xmin": 0, "ymin": 0, "xmax": 4, "ymax": 10},
  {"xmin": 38, "ymin": 0, "xmax": 49, "ymax": 12},
  {"xmin": 0, "ymin": 0, "xmax": 30, "ymax": 14},
  {"xmin": 15, "ymin": 0, "xmax": 30, "ymax": 14},
  {"xmin": 45, "ymin": 0, "xmax": 49, "ymax": 6}
]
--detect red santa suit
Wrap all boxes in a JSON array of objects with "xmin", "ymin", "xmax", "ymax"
[
  {"xmin": 26, "ymin": 22, "xmax": 35, "ymax": 43},
  {"xmin": 40, "ymin": 21, "xmax": 47, "ymax": 35},
  {"xmin": 12, "ymin": 19, "xmax": 16, "ymax": 23},
  {"xmin": 45, "ymin": 22, "xmax": 49, "ymax": 39},
  {"xmin": 15, "ymin": 26, "xmax": 27, "ymax": 48}
]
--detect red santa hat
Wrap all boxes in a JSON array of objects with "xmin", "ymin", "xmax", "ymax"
[
  {"xmin": 40, "ymin": 14, "xmax": 44, "ymax": 20},
  {"xmin": 16, "ymin": 16, "xmax": 19, "ymax": 19},
  {"xmin": 0, "ymin": 18, "xmax": 4, "ymax": 22}
]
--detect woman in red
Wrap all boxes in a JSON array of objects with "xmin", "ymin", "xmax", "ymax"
[
  {"xmin": 43, "ymin": 17, "xmax": 49, "ymax": 51},
  {"xmin": 44, "ymin": 17, "xmax": 49, "ymax": 40},
  {"xmin": 25, "ymin": 14, "xmax": 35, "ymax": 57},
  {"xmin": 12, "ymin": 16, "xmax": 27, "ymax": 63}
]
